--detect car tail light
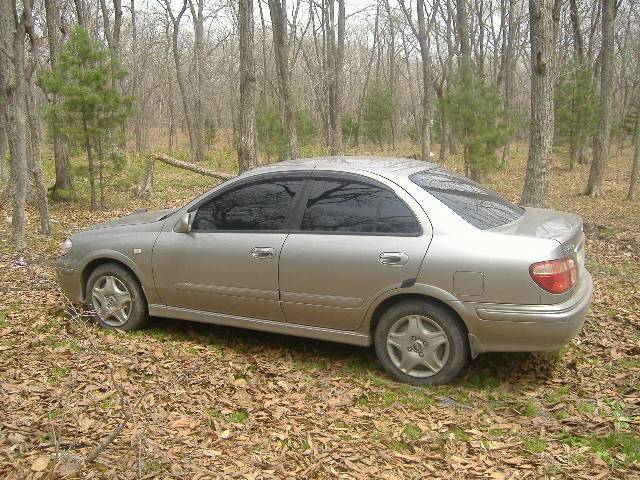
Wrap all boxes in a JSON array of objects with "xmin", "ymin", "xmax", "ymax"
[{"xmin": 529, "ymin": 257, "xmax": 577, "ymax": 294}]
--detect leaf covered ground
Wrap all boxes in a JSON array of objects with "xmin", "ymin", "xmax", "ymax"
[{"xmin": 0, "ymin": 145, "xmax": 638, "ymax": 479}]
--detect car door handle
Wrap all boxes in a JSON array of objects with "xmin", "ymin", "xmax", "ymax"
[
  {"xmin": 251, "ymin": 247, "xmax": 276, "ymax": 260},
  {"xmin": 379, "ymin": 252, "xmax": 409, "ymax": 265}
]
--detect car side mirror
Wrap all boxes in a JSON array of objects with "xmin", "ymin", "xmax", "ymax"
[{"xmin": 174, "ymin": 213, "xmax": 193, "ymax": 233}]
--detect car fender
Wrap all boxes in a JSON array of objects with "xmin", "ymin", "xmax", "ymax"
[
  {"xmin": 79, "ymin": 249, "xmax": 154, "ymax": 302},
  {"xmin": 360, "ymin": 282, "xmax": 465, "ymax": 331}
]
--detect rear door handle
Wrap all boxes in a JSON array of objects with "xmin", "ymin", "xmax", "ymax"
[
  {"xmin": 379, "ymin": 252, "xmax": 409, "ymax": 266},
  {"xmin": 251, "ymin": 247, "xmax": 276, "ymax": 260}
]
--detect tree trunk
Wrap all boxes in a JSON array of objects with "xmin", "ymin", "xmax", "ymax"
[
  {"xmin": 44, "ymin": 0, "xmax": 73, "ymax": 194},
  {"xmin": 586, "ymin": 0, "xmax": 615, "ymax": 197},
  {"xmin": 356, "ymin": 4, "xmax": 380, "ymax": 147},
  {"xmin": 499, "ymin": 0, "xmax": 518, "ymax": 170},
  {"xmin": 417, "ymin": 0, "xmax": 433, "ymax": 162},
  {"xmin": 163, "ymin": 1, "xmax": 199, "ymax": 162},
  {"xmin": 327, "ymin": 0, "xmax": 345, "ymax": 155},
  {"xmin": 0, "ymin": 114, "xmax": 7, "ymax": 181},
  {"xmin": 520, "ymin": 0, "xmax": 559, "ymax": 207},
  {"xmin": 268, "ymin": 0, "xmax": 299, "ymax": 159},
  {"xmin": 0, "ymin": 0, "xmax": 29, "ymax": 250},
  {"xmin": 131, "ymin": 0, "xmax": 144, "ymax": 153},
  {"xmin": 82, "ymin": 116, "xmax": 97, "ymax": 210},
  {"xmin": 237, "ymin": 0, "xmax": 257, "ymax": 173},
  {"xmin": 628, "ymin": 116, "xmax": 639, "ymax": 200},
  {"xmin": 26, "ymin": 82, "xmax": 51, "ymax": 234},
  {"xmin": 188, "ymin": 0, "xmax": 205, "ymax": 162},
  {"xmin": 384, "ymin": 0, "xmax": 397, "ymax": 150}
]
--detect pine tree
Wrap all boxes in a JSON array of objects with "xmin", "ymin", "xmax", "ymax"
[
  {"xmin": 39, "ymin": 27, "xmax": 132, "ymax": 210},
  {"xmin": 256, "ymin": 96, "xmax": 287, "ymax": 161},
  {"xmin": 362, "ymin": 80, "xmax": 395, "ymax": 147},
  {"xmin": 440, "ymin": 62, "xmax": 513, "ymax": 181},
  {"xmin": 555, "ymin": 62, "xmax": 599, "ymax": 168}
]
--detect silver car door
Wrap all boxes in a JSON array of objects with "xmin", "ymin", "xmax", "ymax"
[
  {"xmin": 279, "ymin": 175, "xmax": 430, "ymax": 330},
  {"xmin": 153, "ymin": 176, "xmax": 305, "ymax": 321}
]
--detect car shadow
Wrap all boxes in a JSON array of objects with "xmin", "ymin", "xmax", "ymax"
[{"xmin": 146, "ymin": 316, "xmax": 559, "ymax": 388}]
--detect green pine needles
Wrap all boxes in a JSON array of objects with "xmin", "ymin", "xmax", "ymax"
[
  {"xmin": 554, "ymin": 61, "xmax": 600, "ymax": 168},
  {"xmin": 39, "ymin": 27, "xmax": 132, "ymax": 209},
  {"xmin": 440, "ymin": 61, "xmax": 513, "ymax": 181}
]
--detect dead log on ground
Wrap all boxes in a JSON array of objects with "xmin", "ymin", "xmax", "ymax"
[{"xmin": 139, "ymin": 153, "xmax": 235, "ymax": 197}]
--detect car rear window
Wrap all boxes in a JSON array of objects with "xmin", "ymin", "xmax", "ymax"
[{"xmin": 409, "ymin": 169, "xmax": 524, "ymax": 230}]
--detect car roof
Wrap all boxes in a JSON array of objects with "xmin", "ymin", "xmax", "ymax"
[{"xmin": 249, "ymin": 155, "xmax": 438, "ymax": 179}]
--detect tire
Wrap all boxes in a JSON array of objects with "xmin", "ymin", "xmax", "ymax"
[
  {"xmin": 86, "ymin": 263, "xmax": 149, "ymax": 331},
  {"xmin": 374, "ymin": 300, "xmax": 469, "ymax": 385}
]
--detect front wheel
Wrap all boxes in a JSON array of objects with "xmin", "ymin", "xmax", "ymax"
[
  {"xmin": 374, "ymin": 300, "xmax": 469, "ymax": 385},
  {"xmin": 86, "ymin": 263, "xmax": 149, "ymax": 331}
]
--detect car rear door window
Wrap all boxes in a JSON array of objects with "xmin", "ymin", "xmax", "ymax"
[
  {"xmin": 409, "ymin": 169, "xmax": 524, "ymax": 229},
  {"xmin": 192, "ymin": 178, "xmax": 304, "ymax": 231},
  {"xmin": 301, "ymin": 179, "xmax": 420, "ymax": 234}
]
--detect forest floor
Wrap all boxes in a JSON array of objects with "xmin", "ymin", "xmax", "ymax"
[{"xmin": 0, "ymin": 144, "xmax": 638, "ymax": 479}]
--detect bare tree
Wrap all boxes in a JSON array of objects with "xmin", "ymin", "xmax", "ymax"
[
  {"xmin": 44, "ymin": 0, "xmax": 73, "ymax": 194},
  {"xmin": 498, "ymin": 0, "xmax": 519, "ymax": 169},
  {"xmin": 268, "ymin": 0, "xmax": 299, "ymax": 159},
  {"xmin": 324, "ymin": 0, "xmax": 346, "ymax": 155},
  {"xmin": 187, "ymin": 0, "xmax": 205, "ymax": 163},
  {"xmin": 158, "ymin": 0, "xmax": 203, "ymax": 163},
  {"xmin": 399, "ymin": 0, "xmax": 439, "ymax": 162},
  {"xmin": 629, "ymin": 110, "xmax": 639, "ymax": 200},
  {"xmin": 237, "ymin": 0, "xmax": 257, "ymax": 172},
  {"xmin": 0, "ymin": 0, "xmax": 31, "ymax": 250},
  {"xmin": 520, "ymin": 0, "xmax": 561, "ymax": 207},
  {"xmin": 586, "ymin": 0, "xmax": 616, "ymax": 197}
]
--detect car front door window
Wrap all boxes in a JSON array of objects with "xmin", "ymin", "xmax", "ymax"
[{"xmin": 193, "ymin": 178, "xmax": 305, "ymax": 231}]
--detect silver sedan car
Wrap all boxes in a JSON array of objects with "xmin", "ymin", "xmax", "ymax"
[{"xmin": 56, "ymin": 157, "xmax": 593, "ymax": 384}]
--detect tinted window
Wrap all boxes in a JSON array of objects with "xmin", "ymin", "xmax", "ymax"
[
  {"xmin": 192, "ymin": 178, "xmax": 303, "ymax": 231},
  {"xmin": 409, "ymin": 169, "xmax": 523, "ymax": 229},
  {"xmin": 301, "ymin": 179, "xmax": 420, "ymax": 234}
]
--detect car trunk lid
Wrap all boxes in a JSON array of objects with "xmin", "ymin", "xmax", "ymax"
[{"xmin": 492, "ymin": 207, "xmax": 586, "ymax": 272}]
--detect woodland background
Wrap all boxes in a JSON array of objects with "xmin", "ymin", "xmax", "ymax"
[{"xmin": 0, "ymin": 0, "xmax": 638, "ymax": 478}]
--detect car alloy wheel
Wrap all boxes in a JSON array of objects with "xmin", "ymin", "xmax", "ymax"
[
  {"xmin": 91, "ymin": 275, "xmax": 133, "ymax": 327},
  {"xmin": 386, "ymin": 314, "xmax": 450, "ymax": 378}
]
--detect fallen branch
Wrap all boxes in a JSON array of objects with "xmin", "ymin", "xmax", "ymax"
[{"xmin": 139, "ymin": 153, "xmax": 235, "ymax": 198}]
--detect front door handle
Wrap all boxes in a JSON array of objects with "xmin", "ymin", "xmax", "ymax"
[
  {"xmin": 251, "ymin": 247, "xmax": 276, "ymax": 260},
  {"xmin": 379, "ymin": 252, "xmax": 409, "ymax": 266}
]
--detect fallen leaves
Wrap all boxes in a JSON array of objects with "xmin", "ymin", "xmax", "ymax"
[{"xmin": 1, "ymin": 151, "xmax": 639, "ymax": 478}]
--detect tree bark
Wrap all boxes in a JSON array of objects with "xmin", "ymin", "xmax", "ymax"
[
  {"xmin": 416, "ymin": 0, "xmax": 433, "ymax": 162},
  {"xmin": 399, "ymin": 0, "xmax": 436, "ymax": 162},
  {"xmin": 131, "ymin": 0, "xmax": 144, "ymax": 153},
  {"xmin": 44, "ymin": 0, "xmax": 73, "ymax": 194},
  {"xmin": 162, "ymin": 0, "xmax": 199, "ymax": 162},
  {"xmin": 0, "ymin": 113, "xmax": 7, "ymax": 181},
  {"xmin": 26, "ymin": 82, "xmax": 51, "ymax": 234},
  {"xmin": 384, "ymin": 0, "xmax": 397, "ymax": 150},
  {"xmin": 237, "ymin": 0, "xmax": 258, "ymax": 173},
  {"xmin": 82, "ymin": 116, "xmax": 97, "ymax": 210},
  {"xmin": 268, "ymin": 0, "xmax": 299, "ymax": 159},
  {"xmin": 520, "ymin": 0, "xmax": 560, "ymax": 207},
  {"xmin": 586, "ymin": 0, "xmax": 615, "ymax": 197},
  {"xmin": 628, "ymin": 115, "xmax": 639, "ymax": 200},
  {"xmin": 0, "ymin": 0, "xmax": 31, "ymax": 250},
  {"xmin": 327, "ymin": 0, "xmax": 345, "ymax": 155},
  {"xmin": 188, "ymin": 0, "xmax": 205, "ymax": 162},
  {"xmin": 499, "ymin": 0, "xmax": 518, "ymax": 170}
]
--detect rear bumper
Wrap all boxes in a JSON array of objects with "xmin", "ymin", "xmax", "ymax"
[{"xmin": 459, "ymin": 272, "xmax": 593, "ymax": 353}]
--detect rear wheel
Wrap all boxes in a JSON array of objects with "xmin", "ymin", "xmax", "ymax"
[
  {"xmin": 86, "ymin": 263, "xmax": 149, "ymax": 331},
  {"xmin": 374, "ymin": 300, "xmax": 469, "ymax": 385}
]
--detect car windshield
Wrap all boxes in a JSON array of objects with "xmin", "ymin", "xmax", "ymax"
[{"xmin": 409, "ymin": 168, "xmax": 524, "ymax": 230}]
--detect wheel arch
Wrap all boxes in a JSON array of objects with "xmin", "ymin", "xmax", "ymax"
[
  {"xmin": 80, "ymin": 253, "xmax": 146, "ymax": 303},
  {"xmin": 365, "ymin": 287, "xmax": 480, "ymax": 357}
]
